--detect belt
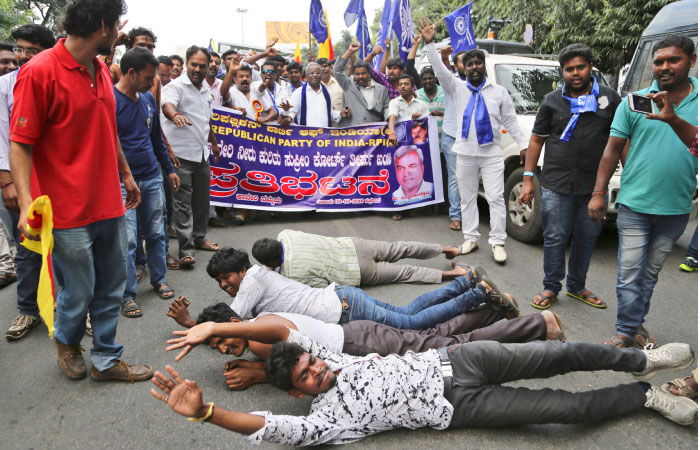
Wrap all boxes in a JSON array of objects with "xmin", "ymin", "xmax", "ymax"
[{"xmin": 438, "ymin": 347, "xmax": 453, "ymax": 399}]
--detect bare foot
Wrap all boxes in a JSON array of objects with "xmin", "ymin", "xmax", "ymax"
[{"xmin": 443, "ymin": 246, "xmax": 460, "ymax": 259}]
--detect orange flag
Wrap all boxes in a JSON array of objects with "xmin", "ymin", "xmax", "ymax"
[{"xmin": 318, "ymin": 10, "xmax": 334, "ymax": 60}]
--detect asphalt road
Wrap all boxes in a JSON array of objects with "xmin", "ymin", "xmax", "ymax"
[{"xmin": 0, "ymin": 207, "xmax": 697, "ymax": 449}]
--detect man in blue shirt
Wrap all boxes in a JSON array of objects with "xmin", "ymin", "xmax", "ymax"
[
  {"xmin": 115, "ymin": 47, "xmax": 180, "ymax": 318},
  {"xmin": 589, "ymin": 35, "xmax": 698, "ymax": 348}
]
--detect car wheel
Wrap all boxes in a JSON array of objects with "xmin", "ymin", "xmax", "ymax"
[{"xmin": 504, "ymin": 167, "xmax": 543, "ymax": 243}]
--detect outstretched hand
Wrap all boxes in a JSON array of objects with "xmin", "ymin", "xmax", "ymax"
[
  {"xmin": 417, "ymin": 17, "xmax": 436, "ymax": 44},
  {"xmin": 151, "ymin": 365, "xmax": 207, "ymax": 418},
  {"xmin": 165, "ymin": 321, "xmax": 217, "ymax": 361}
]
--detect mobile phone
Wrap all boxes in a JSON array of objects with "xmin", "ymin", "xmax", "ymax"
[{"xmin": 627, "ymin": 93, "xmax": 656, "ymax": 115}]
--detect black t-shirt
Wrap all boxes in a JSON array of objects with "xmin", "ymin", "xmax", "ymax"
[{"xmin": 532, "ymin": 85, "xmax": 621, "ymax": 195}]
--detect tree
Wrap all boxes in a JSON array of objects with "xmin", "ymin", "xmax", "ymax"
[
  {"xmin": 333, "ymin": 29, "xmax": 355, "ymax": 59},
  {"xmin": 0, "ymin": 0, "xmax": 66, "ymax": 41}
]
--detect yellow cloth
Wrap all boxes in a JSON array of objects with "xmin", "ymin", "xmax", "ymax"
[
  {"xmin": 294, "ymin": 40, "xmax": 302, "ymax": 63},
  {"xmin": 317, "ymin": 10, "xmax": 334, "ymax": 60},
  {"xmin": 21, "ymin": 195, "xmax": 55, "ymax": 337}
]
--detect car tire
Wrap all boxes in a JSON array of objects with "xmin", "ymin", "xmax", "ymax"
[{"xmin": 504, "ymin": 167, "xmax": 543, "ymax": 243}]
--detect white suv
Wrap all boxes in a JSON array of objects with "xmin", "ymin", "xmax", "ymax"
[{"xmin": 418, "ymin": 48, "xmax": 622, "ymax": 243}]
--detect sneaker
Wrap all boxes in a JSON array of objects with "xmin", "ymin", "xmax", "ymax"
[
  {"xmin": 90, "ymin": 360, "xmax": 154, "ymax": 383},
  {"xmin": 633, "ymin": 343, "xmax": 694, "ymax": 381},
  {"xmin": 645, "ymin": 385, "xmax": 698, "ymax": 425},
  {"xmin": 460, "ymin": 240, "xmax": 479, "ymax": 255},
  {"xmin": 679, "ymin": 256, "xmax": 698, "ymax": 272},
  {"xmin": 492, "ymin": 245, "xmax": 507, "ymax": 263},
  {"xmin": 6, "ymin": 313, "xmax": 40, "ymax": 340}
]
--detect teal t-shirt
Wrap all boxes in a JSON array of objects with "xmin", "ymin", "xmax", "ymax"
[{"xmin": 610, "ymin": 77, "xmax": 698, "ymax": 215}]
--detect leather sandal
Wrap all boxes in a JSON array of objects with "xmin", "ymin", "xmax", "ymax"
[
  {"xmin": 166, "ymin": 253, "xmax": 180, "ymax": 270},
  {"xmin": 179, "ymin": 256, "xmax": 195, "ymax": 268},
  {"xmin": 662, "ymin": 377, "xmax": 698, "ymax": 399},
  {"xmin": 121, "ymin": 300, "xmax": 142, "ymax": 318},
  {"xmin": 448, "ymin": 219, "xmax": 462, "ymax": 231},
  {"xmin": 196, "ymin": 241, "xmax": 219, "ymax": 252},
  {"xmin": 603, "ymin": 334, "xmax": 642, "ymax": 349},
  {"xmin": 155, "ymin": 282, "xmax": 174, "ymax": 300}
]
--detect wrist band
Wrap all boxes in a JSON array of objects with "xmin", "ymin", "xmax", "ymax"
[
  {"xmin": 523, "ymin": 171, "xmax": 535, "ymax": 177},
  {"xmin": 1, "ymin": 181, "xmax": 13, "ymax": 189},
  {"xmin": 188, "ymin": 402, "xmax": 215, "ymax": 423},
  {"xmin": 591, "ymin": 191, "xmax": 606, "ymax": 196}
]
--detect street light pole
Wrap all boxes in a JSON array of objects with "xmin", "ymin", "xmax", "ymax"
[{"xmin": 236, "ymin": 8, "xmax": 248, "ymax": 44}]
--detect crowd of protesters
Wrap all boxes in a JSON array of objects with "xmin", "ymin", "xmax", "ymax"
[{"xmin": 0, "ymin": 0, "xmax": 697, "ymax": 446}]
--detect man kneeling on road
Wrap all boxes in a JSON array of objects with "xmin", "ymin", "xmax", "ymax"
[
  {"xmin": 165, "ymin": 300, "xmax": 564, "ymax": 391},
  {"xmin": 166, "ymin": 247, "xmax": 518, "ymax": 330},
  {"xmin": 152, "ymin": 325, "xmax": 696, "ymax": 445},
  {"xmin": 253, "ymin": 229, "xmax": 467, "ymax": 287}
]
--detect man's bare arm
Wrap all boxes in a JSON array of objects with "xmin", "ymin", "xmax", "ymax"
[{"xmin": 8, "ymin": 141, "xmax": 35, "ymax": 239}]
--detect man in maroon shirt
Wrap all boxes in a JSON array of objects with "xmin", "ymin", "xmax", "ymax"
[{"xmin": 9, "ymin": 0, "xmax": 153, "ymax": 383}]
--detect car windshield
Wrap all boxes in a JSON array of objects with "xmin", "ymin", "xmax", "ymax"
[{"xmin": 494, "ymin": 64, "xmax": 608, "ymax": 115}]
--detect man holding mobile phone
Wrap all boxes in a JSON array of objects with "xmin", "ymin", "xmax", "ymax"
[{"xmin": 588, "ymin": 35, "xmax": 698, "ymax": 349}]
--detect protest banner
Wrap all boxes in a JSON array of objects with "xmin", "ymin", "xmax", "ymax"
[{"xmin": 209, "ymin": 107, "xmax": 443, "ymax": 211}]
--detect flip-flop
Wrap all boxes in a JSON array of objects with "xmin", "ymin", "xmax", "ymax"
[
  {"xmin": 530, "ymin": 292, "xmax": 557, "ymax": 310},
  {"xmin": 121, "ymin": 300, "xmax": 142, "ymax": 318},
  {"xmin": 448, "ymin": 219, "xmax": 462, "ymax": 231},
  {"xmin": 166, "ymin": 253, "xmax": 180, "ymax": 270},
  {"xmin": 196, "ymin": 241, "xmax": 220, "ymax": 252},
  {"xmin": 135, "ymin": 265, "xmax": 146, "ymax": 283},
  {"xmin": 566, "ymin": 290, "xmax": 607, "ymax": 308},
  {"xmin": 179, "ymin": 256, "xmax": 195, "ymax": 268},
  {"xmin": 451, "ymin": 262, "xmax": 486, "ymax": 285}
]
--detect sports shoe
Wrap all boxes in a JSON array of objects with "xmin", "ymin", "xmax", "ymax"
[
  {"xmin": 460, "ymin": 240, "xmax": 479, "ymax": 255},
  {"xmin": 90, "ymin": 360, "xmax": 154, "ymax": 383},
  {"xmin": 492, "ymin": 245, "xmax": 507, "ymax": 263},
  {"xmin": 679, "ymin": 256, "xmax": 698, "ymax": 272},
  {"xmin": 645, "ymin": 385, "xmax": 697, "ymax": 425},
  {"xmin": 6, "ymin": 313, "xmax": 40, "ymax": 340},
  {"xmin": 633, "ymin": 343, "xmax": 694, "ymax": 381}
]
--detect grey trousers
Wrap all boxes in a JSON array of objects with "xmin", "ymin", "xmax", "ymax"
[
  {"xmin": 172, "ymin": 157, "xmax": 210, "ymax": 258},
  {"xmin": 341, "ymin": 306, "xmax": 546, "ymax": 356},
  {"xmin": 351, "ymin": 237, "xmax": 443, "ymax": 285},
  {"xmin": 445, "ymin": 340, "xmax": 647, "ymax": 427}
]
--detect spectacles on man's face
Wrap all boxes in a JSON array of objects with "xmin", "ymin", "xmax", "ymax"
[
  {"xmin": 261, "ymin": 69, "xmax": 276, "ymax": 75},
  {"xmin": 13, "ymin": 46, "xmax": 40, "ymax": 56}
]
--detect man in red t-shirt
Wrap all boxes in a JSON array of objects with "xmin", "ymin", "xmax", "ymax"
[{"xmin": 9, "ymin": 0, "xmax": 153, "ymax": 383}]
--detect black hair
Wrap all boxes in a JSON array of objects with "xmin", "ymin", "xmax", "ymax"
[
  {"xmin": 652, "ymin": 34, "xmax": 696, "ymax": 58},
  {"xmin": 397, "ymin": 73, "xmax": 414, "ymax": 84},
  {"xmin": 0, "ymin": 42, "xmax": 14, "ymax": 52},
  {"xmin": 169, "ymin": 54, "xmax": 184, "ymax": 65},
  {"xmin": 461, "ymin": 49, "xmax": 485, "ymax": 66},
  {"xmin": 265, "ymin": 342, "xmax": 306, "ymax": 391},
  {"xmin": 221, "ymin": 49, "xmax": 237, "ymax": 61},
  {"xmin": 353, "ymin": 60, "xmax": 371, "ymax": 73},
  {"xmin": 157, "ymin": 55, "xmax": 173, "ymax": 67},
  {"xmin": 267, "ymin": 55, "xmax": 287, "ymax": 66},
  {"xmin": 185, "ymin": 45, "xmax": 210, "ymax": 63},
  {"xmin": 10, "ymin": 24, "xmax": 56, "ymax": 49},
  {"xmin": 261, "ymin": 60, "xmax": 277, "ymax": 70},
  {"xmin": 61, "ymin": 0, "xmax": 127, "ymax": 38},
  {"xmin": 251, "ymin": 238, "xmax": 283, "ymax": 267},
  {"xmin": 206, "ymin": 247, "xmax": 252, "ymax": 278},
  {"xmin": 420, "ymin": 66, "xmax": 435, "ymax": 78},
  {"xmin": 234, "ymin": 65, "xmax": 252, "ymax": 76},
  {"xmin": 558, "ymin": 43, "xmax": 593, "ymax": 67},
  {"xmin": 210, "ymin": 51, "xmax": 220, "ymax": 59},
  {"xmin": 286, "ymin": 61, "xmax": 303, "ymax": 72},
  {"xmin": 196, "ymin": 302, "xmax": 243, "ymax": 325},
  {"xmin": 127, "ymin": 26, "xmax": 156, "ymax": 48},
  {"xmin": 316, "ymin": 57, "xmax": 329, "ymax": 66},
  {"xmin": 454, "ymin": 50, "xmax": 467, "ymax": 63},
  {"xmin": 412, "ymin": 120, "xmax": 427, "ymax": 129},
  {"xmin": 387, "ymin": 57, "xmax": 404, "ymax": 70},
  {"xmin": 120, "ymin": 46, "xmax": 158, "ymax": 74}
]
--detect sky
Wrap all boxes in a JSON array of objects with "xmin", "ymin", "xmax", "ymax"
[{"xmin": 121, "ymin": 0, "xmax": 387, "ymax": 56}]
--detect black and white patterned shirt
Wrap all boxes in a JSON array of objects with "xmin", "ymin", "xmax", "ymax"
[{"xmin": 247, "ymin": 329, "xmax": 453, "ymax": 446}]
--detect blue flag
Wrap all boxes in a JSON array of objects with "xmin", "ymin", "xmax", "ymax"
[
  {"xmin": 309, "ymin": 0, "xmax": 328, "ymax": 44},
  {"xmin": 445, "ymin": 2, "xmax": 476, "ymax": 54},
  {"xmin": 344, "ymin": 0, "xmax": 362, "ymax": 27},
  {"xmin": 391, "ymin": 0, "xmax": 413, "ymax": 61},
  {"xmin": 356, "ymin": 2, "xmax": 372, "ymax": 59},
  {"xmin": 372, "ymin": 0, "xmax": 392, "ymax": 70}
]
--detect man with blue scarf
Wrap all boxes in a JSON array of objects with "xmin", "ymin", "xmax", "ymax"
[
  {"xmin": 519, "ymin": 44, "xmax": 621, "ymax": 311},
  {"xmin": 279, "ymin": 63, "xmax": 346, "ymax": 128},
  {"xmin": 420, "ymin": 19, "xmax": 527, "ymax": 264}
]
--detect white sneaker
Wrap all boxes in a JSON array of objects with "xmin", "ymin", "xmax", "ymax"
[
  {"xmin": 492, "ymin": 245, "xmax": 507, "ymax": 263},
  {"xmin": 460, "ymin": 240, "xmax": 479, "ymax": 255},
  {"xmin": 633, "ymin": 343, "xmax": 694, "ymax": 381},
  {"xmin": 645, "ymin": 385, "xmax": 697, "ymax": 425}
]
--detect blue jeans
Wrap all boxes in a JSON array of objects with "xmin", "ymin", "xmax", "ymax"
[
  {"xmin": 541, "ymin": 187, "xmax": 604, "ymax": 295},
  {"xmin": 686, "ymin": 226, "xmax": 698, "ymax": 259},
  {"xmin": 52, "ymin": 216, "xmax": 127, "ymax": 371},
  {"xmin": 336, "ymin": 276, "xmax": 485, "ymax": 329},
  {"xmin": 122, "ymin": 175, "xmax": 167, "ymax": 301},
  {"xmin": 615, "ymin": 204, "xmax": 689, "ymax": 339},
  {"xmin": 440, "ymin": 133, "xmax": 461, "ymax": 221},
  {"xmin": 10, "ymin": 212, "xmax": 42, "ymax": 316}
]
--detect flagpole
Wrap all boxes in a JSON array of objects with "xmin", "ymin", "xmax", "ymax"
[{"xmin": 362, "ymin": 18, "xmax": 366, "ymax": 59}]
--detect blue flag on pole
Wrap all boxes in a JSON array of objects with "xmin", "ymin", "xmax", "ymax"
[
  {"xmin": 309, "ymin": 0, "xmax": 328, "ymax": 44},
  {"xmin": 344, "ymin": 0, "xmax": 362, "ymax": 26},
  {"xmin": 372, "ymin": 0, "xmax": 393, "ymax": 70},
  {"xmin": 356, "ymin": 2, "xmax": 372, "ymax": 59},
  {"xmin": 445, "ymin": 2, "xmax": 477, "ymax": 54},
  {"xmin": 391, "ymin": 0, "xmax": 413, "ymax": 61}
]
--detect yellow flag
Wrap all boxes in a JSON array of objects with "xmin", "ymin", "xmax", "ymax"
[
  {"xmin": 294, "ymin": 39, "xmax": 302, "ymax": 63},
  {"xmin": 317, "ymin": 10, "xmax": 334, "ymax": 60}
]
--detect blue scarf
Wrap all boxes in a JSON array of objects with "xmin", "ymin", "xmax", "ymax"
[
  {"xmin": 560, "ymin": 78, "xmax": 599, "ymax": 142},
  {"xmin": 462, "ymin": 78, "xmax": 493, "ymax": 145},
  {"xmin": 299, "ymin": 82, "xmax": 332, "ymax": 126}
]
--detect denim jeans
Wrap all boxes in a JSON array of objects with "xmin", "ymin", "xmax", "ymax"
[
  {"xmin": 686, "ymin": 226, "xmax": 698, "ymax": 259},
  {"xmin": 9, "ymin": 211, "xmax": 42, "ymax": 316},
  {"xmin": 541, "ymin": 187, "xmax": 604, "ymax": 295},
  {"xmin": 52, "ymin": 216, "xmax": 126, "ymax": 371},
  {"xmin": 122, "ymin": 175, "xmax": 167, "ymax": 301},
  {"xmin": 615, "ymin": 204, "xmax": 689, "ymax": 339},
  {"xmin": 440, "ymin": 133, "xmax": 461, "ymax": 221},
  {"xmin": 336, "ymin": 275, "xmax": 485, "ymax": 329}
]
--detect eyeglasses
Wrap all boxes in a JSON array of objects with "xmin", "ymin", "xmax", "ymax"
[
  {"xmin": 12, "ymin": 46, "xmax": 40, "ymax": 56},
  {"xmin": 261, "ymin": 69, "xmax": 276, "ymax": 74}
]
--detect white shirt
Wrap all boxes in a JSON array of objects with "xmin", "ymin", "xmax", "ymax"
[
  {"xmin": 247, "ymin": 329, "xmax": 452, "ymax": 446},
  {"xmin": 441, "ymin": 73, "xmax": 463, "ymax": 138},
  {"xmin": 359, "ymin": 80, "xmax": 376, "ymax": 111},
  {"xmin": 207, "ymin": 77, "xmax": 224, "ymax": 107},
  {"xmin": 228, "ymin": 85, "xmax": 273, "ymax": 119},
  {"xmin": 254, "ymin": 312, "xmax": 344, "ymax": 354},
  {"xmin": 283, "ymin": 84, "xmax": 341, "ymax": 128},
  {"xmin": 252, "ymin": 80, "xmax": 289, "ymax": 114},
  {"xmin": 426, "ymin": 42, "xmax": 527, "ymax": 157},
  {"xmin": 160, "ymin": 75, "xmax": 213, "ymax": 162},
  {"xmin": 388, "ymin": 95, "xmax": 429, "ymax": 120},
  {"xmin": 230, "ymin": 264, "xmax": 342, "ymax": 323},
  {"xmin": 0, "ymin": 70, "xmax": 18, "ymax": 172}
]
